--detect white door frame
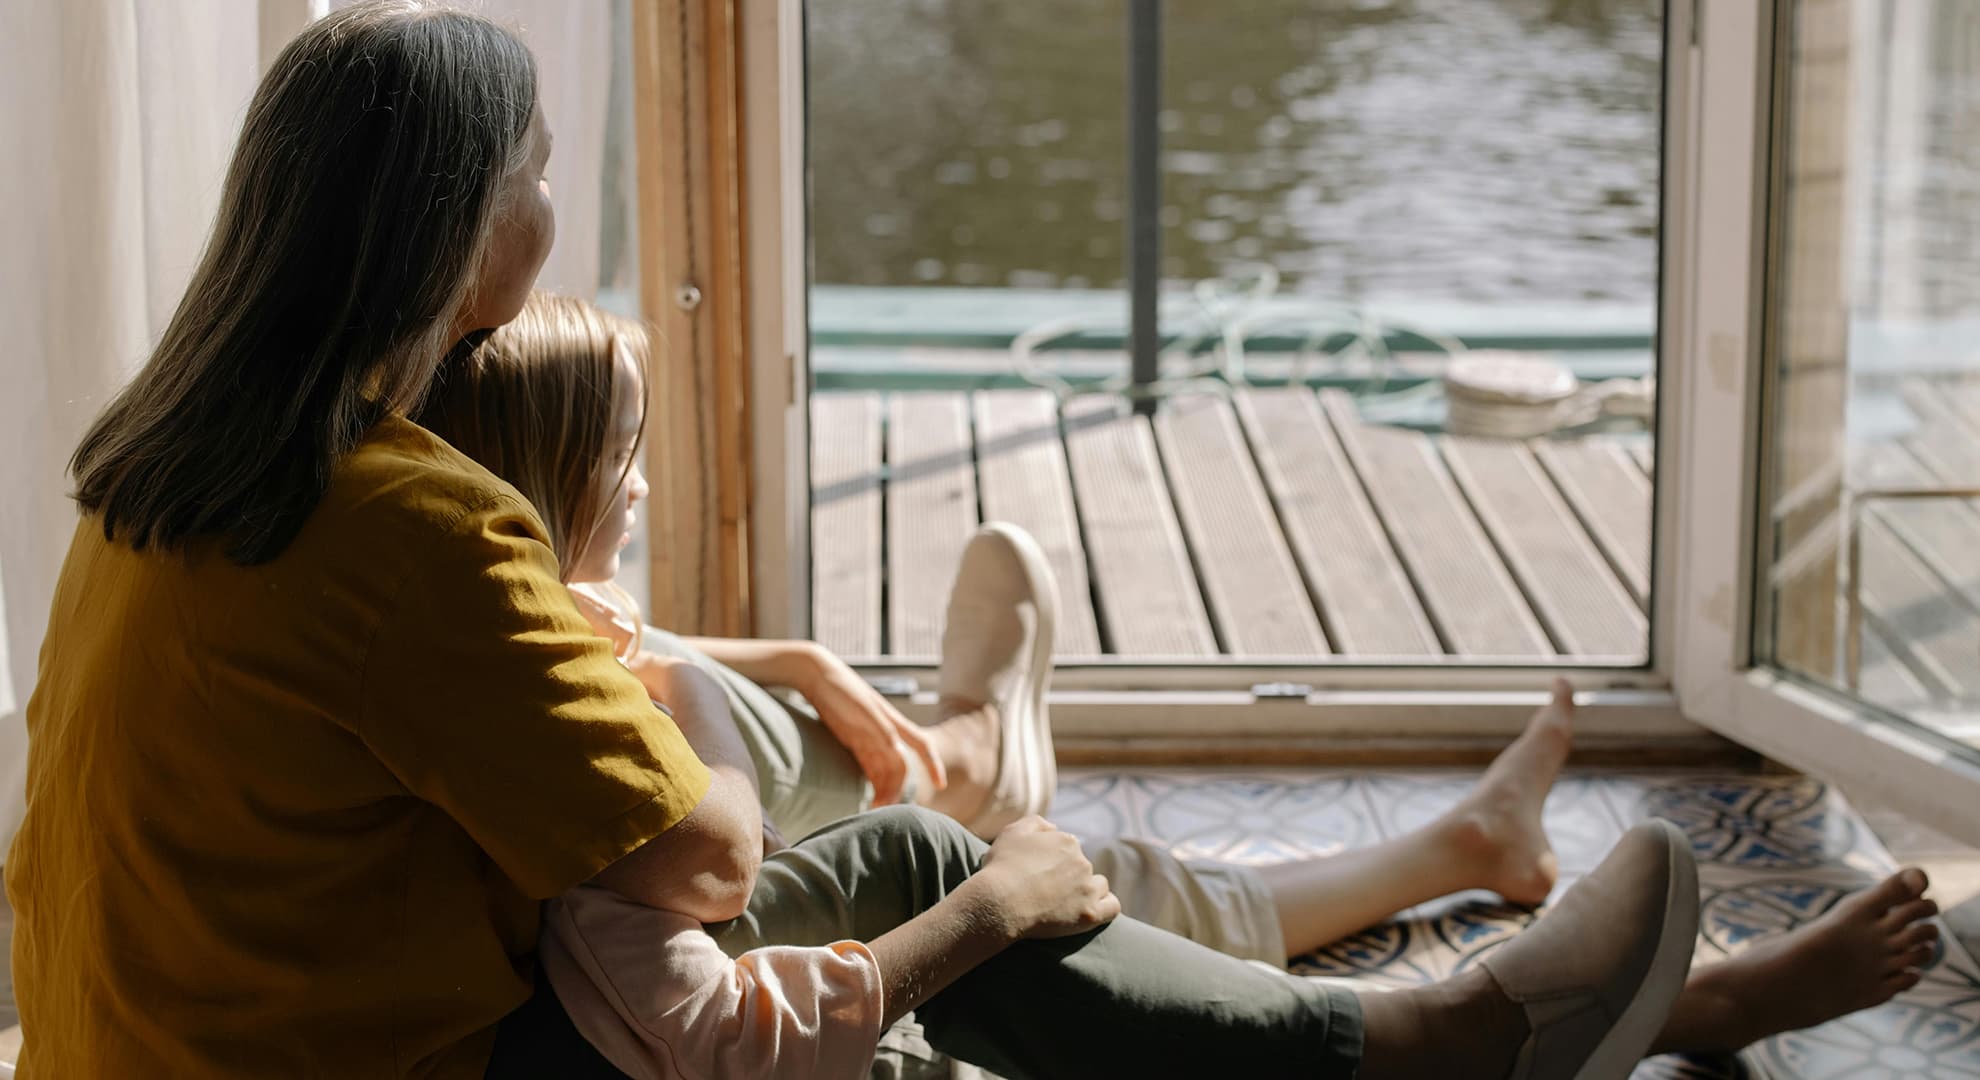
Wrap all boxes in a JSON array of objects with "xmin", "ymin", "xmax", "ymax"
[{"xmin": 1665, "ymin": 0, "xmax": 1980, "ymax": 840}]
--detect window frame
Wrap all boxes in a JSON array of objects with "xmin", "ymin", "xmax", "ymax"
[{"xmin": 737, "ymin": 0, "xmax": 1980, "ymax": 802}]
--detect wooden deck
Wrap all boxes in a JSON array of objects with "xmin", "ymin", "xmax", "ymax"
[
  {"xmin": 1857, "ymin": 381, "xmax": 1980, "ymax": 721},
  {"xmin": 808, "ymin": 381, "xmax": 1980, "ymax": 731},
  {"xmin": 810, "ymin": 387, "xmax": 1651, "ymax": 664}
]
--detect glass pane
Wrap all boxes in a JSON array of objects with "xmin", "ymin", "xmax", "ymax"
[
  {"xmin": 1156, "ymin": 0, "xmax": 1660, "ymax": 667},
  {"xmin": 805, "ymin": 1, "xmax": 1661, "ymax": 668},
  {"xmin": 805, "ymin": 1, "xmax": 1130, "ymax": 663},
  {"xmin": 601, "ymin": 0, "xmax": 649, "ymax": 613},
  {"xmin": 1759, "ymin": 0, "xmax": 1980, "ymax": 748}
]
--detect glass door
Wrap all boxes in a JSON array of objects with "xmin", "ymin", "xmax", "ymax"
[
  {"xmin": 1673, "ymin": 0, "xmax": 1980, "ymax": 841},
  {"xmin": 1756, "ymin": 0, "xmax": 1980, "ymax": 748}
]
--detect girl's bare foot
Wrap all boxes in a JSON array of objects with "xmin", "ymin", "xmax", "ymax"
[
  {"xmin": 1656, "ymin": 868, "xmax": 1939, "ymax": 1054},
  {"xmin": 1438, "ymin": 679, "xmax": 1576, "ymax": 906}
]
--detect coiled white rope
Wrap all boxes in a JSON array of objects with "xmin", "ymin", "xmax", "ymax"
[
  {"xmin": 1442, "ymin": 352, "xmax": 1656, "ymax": 439},
  {"xmin": 1007, "ymin": 267, "xmax": 1653, "ymax": 438}
]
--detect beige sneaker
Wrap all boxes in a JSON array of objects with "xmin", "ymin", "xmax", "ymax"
[
  {"xmin": 1481, "ymin": 818, "xmax": 1699, "ymax": 1080},
  {"xmin": 937, "ymin": 523, "xmax": 1059, "ymax": 839}
]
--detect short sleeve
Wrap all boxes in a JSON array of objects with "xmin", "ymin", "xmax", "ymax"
[{"xmin": 359, "ymin": 493, "xmax": 712, "ymax": 900}]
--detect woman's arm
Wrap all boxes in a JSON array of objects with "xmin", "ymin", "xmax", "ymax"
[
  {"xmin": 866, "ymin": 817, "xmax": 1122, "ymax": 1026},
  {"xmin": 593, "ymin": 662, "xmax": 765, "ymax": 922}
]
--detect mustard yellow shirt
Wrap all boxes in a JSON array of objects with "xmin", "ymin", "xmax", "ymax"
[{"xmin": 5, "ymin": 415, "xmax": 712, "ymax": 1078}]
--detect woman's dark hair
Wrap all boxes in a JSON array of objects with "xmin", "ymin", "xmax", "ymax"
[{"xmin": 69, "ymin": 0, "xmax": 538, "ymax": 563}]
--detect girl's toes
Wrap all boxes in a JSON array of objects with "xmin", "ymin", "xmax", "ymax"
[
  {"xmin": 1883, "ymin": 898, "xmax": 1939, "ymax": 929},
  {"xmin": 1886, "ymin": 969, "xmax": 1925, "ymax": 994},
  {"xmin": 1895, "ymin": 944, "xmax": 1938, "ymax": 971},
  {"xmin": 1894, "ymin": 922, "xmax": 1941, "ymax": 951}
]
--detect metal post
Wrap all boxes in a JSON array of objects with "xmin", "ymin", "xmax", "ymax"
[{"xmin": 1127, "ymin": 0, "xmax": 1162, "ymax": 415}]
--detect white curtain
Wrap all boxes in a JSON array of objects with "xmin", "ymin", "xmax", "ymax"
[
  {"xmin": 323, "ymin": 0, "xmax": 622, "ymax": 299},
  {"xmin": 0, "ymin": 0, "xmax": 618, "ymax": 852},
  {"xmin": 490, "ymin": 1, "xmax": 617, "ymax": 299},
  {"xmin": 0, "ymin": 0, "xmax": 273, "ymax": 851}
]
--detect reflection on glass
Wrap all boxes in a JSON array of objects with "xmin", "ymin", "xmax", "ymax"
[
  {"xmin": 809, "ymin": 0, "xmax": 1660, "ymax": 302},
  {"xmin": 1762, "ymin": 0, "xmax": 1980, "ymax": 742}
]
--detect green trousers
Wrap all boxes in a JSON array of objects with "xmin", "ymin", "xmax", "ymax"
[
  {"xmin": 493, "ymin": 807, "xmax": 1363, "ymax": 1078},
  {"xmin": 709, "ymin": 806, "xmax": 1364, "ymax": 1078}
]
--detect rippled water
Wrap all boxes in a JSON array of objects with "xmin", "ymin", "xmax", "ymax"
[{"xmin": 807, "ymin": 0, "xmax": 1662, "ymax": 304}]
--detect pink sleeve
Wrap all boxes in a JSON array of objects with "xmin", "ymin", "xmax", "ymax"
[{"xmin": 540, "ymin": 884, "xmax": 886, "ymax": 1080}]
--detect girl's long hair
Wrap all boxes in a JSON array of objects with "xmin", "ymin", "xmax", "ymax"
[
  {"xmin": 69, "ymin": 0, "xmax": 538, "ymax": 564},
  {"xmin": 414, "ymin": 292, "xmax": 652, "ymax": 586}
]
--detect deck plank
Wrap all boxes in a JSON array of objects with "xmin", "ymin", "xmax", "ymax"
[
  {"xmin": 1859, "ymin": 442, "xmax": 1980, "ymax": 615},
  {"xmin": 1443, "ymin": 437, "xmax": 1647, "ymax": 658},
  {"xmin": 1236, "ymin": 389, "xmax": 1440, "ymax": 656},
  {"xmin": 1532, "ymin": 439, "xmax": 1653, "ymax": 610},
  {"xmin": 1154, "ymin": 395, "xmax": 1328, "ymax": 657},
  {"xmin": 1855, "ymin": 515, "xmax": 1980, "ymax": 699},
  {"xmin": 1948, "ymin": 382, "xmax": 1980, "ymax": 436},
  {"xmin": 1901, "ymin": 384, "xmax": 1980, "ymax": 481},
  {"xmin": 1628, "ymin": 442, "xmax": 1654, "ymax": 476},
  {"xmin": 886, "ymin": 393, "xmax": 978, "ymax": 659},
  {"xmin": 1063, "ymin": 397, "xmax": 1218, "ymax": 656},
  {"xmin": 1861, "ymin": 620, "xmax": 1934, "ymax": 711},
  {"xmin": 1319, "ymin": 391, "xmax": 1553, "ymax": 657},
  {"xmin": 973, "ymin": 390, "xmax": 1103, "ymax": 657},
  {"xmin": 810, "ymin": 393, "xmax": 884, "ymax": 658}
]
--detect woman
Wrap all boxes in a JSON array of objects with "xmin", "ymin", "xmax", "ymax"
[
  {"xmin": 8, "ymin": 3, "xmax": 1703, "ymax": 1078},
  {"xmin": 431, "ymin": 291, "xmax": 1945, "ymax": 1077}
]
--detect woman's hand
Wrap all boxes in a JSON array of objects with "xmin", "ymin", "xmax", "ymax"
[
  {"xmin": 970, "ymin": 816, "xmax": 1120, "ymax": 940},
  {"xmin": 792, "ymin": 645, "xmax": 946, "ymax": 806}
]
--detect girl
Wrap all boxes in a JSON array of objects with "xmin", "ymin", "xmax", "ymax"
[{"xmin": 428, "ymin": 289, "xmax": 1948, "ymax": 1078}]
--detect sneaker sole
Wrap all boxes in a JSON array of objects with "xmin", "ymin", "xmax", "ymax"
[
  {"xmin": 983, "ymin": 522, "xmax": 1058, "ymax": 821},
  {"xmin": 1574, "ymin": 818, "xmax": 1699, "ymax": 1080}
]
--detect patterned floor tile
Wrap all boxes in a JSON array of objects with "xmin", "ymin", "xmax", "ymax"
[
  {"xmin": 1050, "ymin": 769, "xmax": 1136, "ymax": 843},
  {"xmin": 1614, "ymin": 775, "xmax": 1887, "ymax": 876},
  {"xmin": 1086, "ymin": 768, "xmax": 1980, "ymax": 1080},
  {"xmin": 1747, "ymin": 990, "xmax": 1980, "ymax": 1078},
  {"xmin": 1120, "ymin": 770, "xmax": 1378, "ymax": 864}
]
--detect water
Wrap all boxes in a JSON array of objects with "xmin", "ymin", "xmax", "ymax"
[{"xmin": 807, "ymin": 0, "xmax": 1663, "ymax": 304}]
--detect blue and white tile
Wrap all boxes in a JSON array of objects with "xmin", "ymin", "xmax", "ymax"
[
  {"xmin": 1745, "ymin": 990, "xmax": 1980, "ymax": 1079},
  {"xmin": 1611, "ymin": 774, "xmax": 1886, "ymax": 876},
  {"xmin": 1050, "ymin": 768, "xmax": 1136, "ymax": 844},
  {"xmin": 1123, "ymin": 769, "xmax": 1378, "ymax": 864},
  {"xmin": 1065, "ymin": 768, "xmax": 1980, "ymax": 1079}
]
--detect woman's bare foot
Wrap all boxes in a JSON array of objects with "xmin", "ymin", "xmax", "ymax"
[
  {"xmin": 1436, "ymin": 679, "xmax": 1576, "ymax": 906},
  {"xmin": 1655, "ymin": 868, "xmax": 1939, "ymax": 1054}
]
